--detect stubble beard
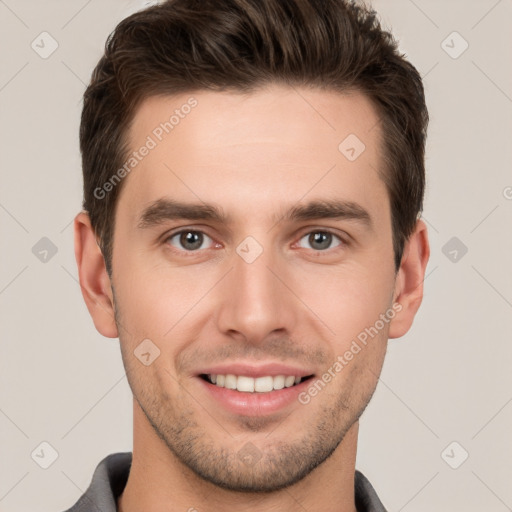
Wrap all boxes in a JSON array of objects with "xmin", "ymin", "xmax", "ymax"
[
  {"xmin": 124, "ymin": 359, "xmax": 375, "ymax": 493},
  {"xmin": 113, "ymin": 289, "xmax": 379, "ymax": 493}
]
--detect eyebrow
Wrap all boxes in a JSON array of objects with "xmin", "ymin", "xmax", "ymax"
[{"xmin": 137, "ymin": 197, "xmax": 372, "ymax": 230}]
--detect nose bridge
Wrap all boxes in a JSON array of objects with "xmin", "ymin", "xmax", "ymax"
[{"xmin": 216, "ymin": 238, "xmax": 293, "ymax": 343}]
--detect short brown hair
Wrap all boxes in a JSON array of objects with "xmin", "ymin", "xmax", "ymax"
[{"xmin": 80, "ymin": 0, "xmax": 428, "ymax": 276}]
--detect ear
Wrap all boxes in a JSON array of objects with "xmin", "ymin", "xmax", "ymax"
[
  {"xmin": 74, "ymin": 211, "xmax": 118, "ymax": 338},
  {"xmin": 388, "ymin": 219, "xmax": 430, "ymax": 339}
]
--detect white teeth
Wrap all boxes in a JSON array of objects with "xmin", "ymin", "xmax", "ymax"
[
  {"xmin": 255, "ymin": 376, "xmax": 274, "ymax": 392},
  {"xmin": 237, "ymin": 376, "xmax": 255, "ymax": 392},
  {"xmin": 207, "ymin": 374, "xmax": 304, "ymax": 392},
  {"xmin": 285, "ymin": 376, "xmax": 295, "ymax": 387},
  {"xmin": 225, "ymin": 374, "xmax": 237, "ymax": 390},
  {"xmin": 273, "ymin": 375, "xmax": 285, "ymax": 390}
]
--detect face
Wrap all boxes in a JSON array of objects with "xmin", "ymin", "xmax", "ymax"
[{"xmin": 110, "ymin": 85, "xmax": 398, "ymax": 492}]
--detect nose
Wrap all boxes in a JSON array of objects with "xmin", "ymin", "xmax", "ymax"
[{"xmin": 214, "ymin": 242, "xmax": 297, "ymax": 345}]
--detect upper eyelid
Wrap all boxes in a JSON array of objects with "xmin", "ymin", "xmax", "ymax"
[
  {"xmin": 164, "ymin": 227, "xmax": 216, "ymax": 243},
  {"xmin": 295, "ymin": 226, "xmax": 347, "ymax": 240},
  {"xmin": 164, "ymin": 226, "xmax": 348, "ymax": 250},
  {"xmin": 165, "ymin": 228, "xmax": 216, "ymax": 247},
  {"xmin": 294, "ymin": 229, "xmax": 347, "ymax": 250}
]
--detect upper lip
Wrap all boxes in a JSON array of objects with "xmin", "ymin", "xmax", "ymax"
[{"xmin": 195, "ymin": 362, "xmax": 314, "ymax": 379}]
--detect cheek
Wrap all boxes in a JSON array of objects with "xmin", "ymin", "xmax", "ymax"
[
  {"xmin": 295, "ymin": 265, "xmax": 395, "ymax": 344},
  {"xmin": 113, "ymin": 255, "xmax": 217, "ymax": 354}
]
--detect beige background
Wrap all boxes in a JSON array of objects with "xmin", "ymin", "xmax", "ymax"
[{"xmin": 1, "ymin": 0, "xmax": 511, "ymax": 510}]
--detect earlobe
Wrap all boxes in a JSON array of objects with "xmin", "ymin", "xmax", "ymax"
[
  {"xmin": 388, "ymin": 219, "xmax": 430, "ymax": 339},
  {"xmin": 74, "ymin": 211, "xmax": 119, "ymax": 338}
]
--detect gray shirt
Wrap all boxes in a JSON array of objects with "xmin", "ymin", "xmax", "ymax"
[{"xmin": 63, "ymin": 452, "xmax": 387, "ymax": 511}]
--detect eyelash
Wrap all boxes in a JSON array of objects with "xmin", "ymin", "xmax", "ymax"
[{"xmin": 163, "ymin": 227, "xmax": 348, "ymax": 257}]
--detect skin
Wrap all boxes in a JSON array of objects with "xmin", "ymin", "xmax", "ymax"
[{"xmin": 74, "ymin": 85, "xmax": 429, "ymax": 512}]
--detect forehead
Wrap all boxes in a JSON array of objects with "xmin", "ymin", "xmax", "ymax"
[{"xmin": 119, "ymin": 85, "xmax": 387, "ymax": 226}]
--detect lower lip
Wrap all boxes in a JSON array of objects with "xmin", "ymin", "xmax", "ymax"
[{"xmin": 197, "ymin": 377, "xmax": 312, "ymax": 416}]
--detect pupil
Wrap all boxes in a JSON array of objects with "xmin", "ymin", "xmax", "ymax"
[
  {"xmin": 310, "ymin": 232, "xmax": 331, "ymax": 250},
  {"xmin": 182, "ymin": 231, "xmax": 202, "ymax": 250}
]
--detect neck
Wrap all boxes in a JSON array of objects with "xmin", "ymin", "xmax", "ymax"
[{"xmin": 118, "ymin": 400, "xmax": 359, "ymax": 512}]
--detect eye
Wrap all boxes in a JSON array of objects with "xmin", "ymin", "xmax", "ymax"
[
  {"xmin": 297, "ymin": 230, "xmax": 344, "ymax": 251},
  {"xmin": 166, "ymin": 230, "xmax": 216, "ymax": 252}
]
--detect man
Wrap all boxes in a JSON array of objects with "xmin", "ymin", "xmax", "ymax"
[{"xmin": 67, "ymin": 0, "xmax": 429, "ymax": 510}]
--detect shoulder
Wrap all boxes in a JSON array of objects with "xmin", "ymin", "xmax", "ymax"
[{"xmin": 61, "ymin": 452, "xmax": 132, "ymax": 512}]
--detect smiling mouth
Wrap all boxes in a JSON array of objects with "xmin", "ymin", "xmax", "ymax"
[{"xmin": 199, "ymin": 373, "xmax": 314, "ymax": 393}]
